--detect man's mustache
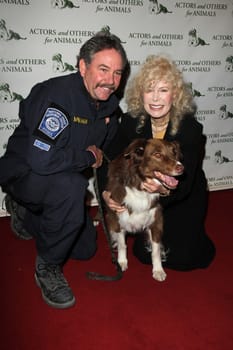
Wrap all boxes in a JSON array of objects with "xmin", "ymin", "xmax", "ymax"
[{"xmin": 97, "ymin": 83, "xmax": 115, "ymax": 91}]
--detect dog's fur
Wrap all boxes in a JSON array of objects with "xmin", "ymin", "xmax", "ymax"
[{"xmin": 105, "ymin": 138, "xmax": 184, "ymax": 281}]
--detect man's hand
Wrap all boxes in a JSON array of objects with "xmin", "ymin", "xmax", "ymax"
[
  {"xmin": 102, "ymin": 191, "xmax": 126, "ymax": 213},
  {"xmin": 86, "ymin": 145, "xmax": 103, "ymax": 168}
]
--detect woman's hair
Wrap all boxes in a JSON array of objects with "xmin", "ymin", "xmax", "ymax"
[{"xmin": 125, "ymin": 54, "xmax": 195, "ymax": 135}]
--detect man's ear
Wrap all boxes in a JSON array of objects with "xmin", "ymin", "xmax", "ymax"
[{"xmin": 79, "ymin": 59, "xmax": 86, "ymax": 77}]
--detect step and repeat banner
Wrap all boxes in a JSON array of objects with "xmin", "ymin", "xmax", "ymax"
[{"xmin": 0, "ymin": 0, "xmax": 233, "ymax": 215}]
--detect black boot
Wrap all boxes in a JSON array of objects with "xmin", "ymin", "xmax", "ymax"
[{"xmin": 4, "ymin": 194, "xmax": 32, "ymax": 240}]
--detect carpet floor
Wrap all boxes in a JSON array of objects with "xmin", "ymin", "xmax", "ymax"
[{"xmin": 1, "ymin": 189, "xmax": 233, "ymax": 350}]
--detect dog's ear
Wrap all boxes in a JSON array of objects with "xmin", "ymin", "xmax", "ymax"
[
  {"xmin": 135, "ymin": 146, "xmax": 145, "ymax": 156},
  {"xmin": 171, "ymin": 141, "xmax": 183, "ymax": 160},
  {"xmin": 123, "ymin": 138, "xmax": 147, "ymax": 160},
  {"xmin": 124, "ymin": 147, "xmax": 144, "ymax": 159}
]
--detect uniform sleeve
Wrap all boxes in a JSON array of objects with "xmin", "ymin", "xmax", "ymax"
[{"xmin": 21, "ymin": 83, "xmax": 95, "ymax": 175}]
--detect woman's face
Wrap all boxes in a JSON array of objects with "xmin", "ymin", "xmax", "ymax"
[{"xmin": 143, "ymin": 80, "xmax": 175, "ymax": 120}]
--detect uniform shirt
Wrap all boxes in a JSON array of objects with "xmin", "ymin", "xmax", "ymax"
[{"xmin": 0, "ymin": 72, "xmax": 119, "ymax": 184}]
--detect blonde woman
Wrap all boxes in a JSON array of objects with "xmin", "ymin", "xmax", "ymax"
[{"xmin": 101, "ymin": 55, "xmax": 215, "ymax": 271}]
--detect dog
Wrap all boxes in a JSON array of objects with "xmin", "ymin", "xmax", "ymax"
[{"xmin": 105, "ymin": 138, "xmax": 184, "ymax": 281}]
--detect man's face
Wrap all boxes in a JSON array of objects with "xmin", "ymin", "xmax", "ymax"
[{"xmin": 79, "ymin": 48, "xmax": 124, "ymax": 101}]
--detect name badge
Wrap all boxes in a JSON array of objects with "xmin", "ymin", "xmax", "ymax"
[{"xmin": 33, "ymin": 139, "xmax": 51, "ymax": 151}]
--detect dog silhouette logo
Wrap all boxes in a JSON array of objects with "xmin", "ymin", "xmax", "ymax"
[
  {"xmin": 188, "ymin": 82, "xmax": 205, "ymax": 98},
  {"xmin": 215, "ymin": 150, "xmax": 233, "ymax": 164},
  {"xmin": 51, "ymin": 0, "xmax": 80, "ymax": 9},
  {"xmin": 149, "ymin": 0, "xmax": 172, "ymax": 14},
  {"xmin": 225, "ymin": 56, "xmax": 233, "ymax": 72},
  {"xmin": 0, "ymin": 19, "xmax": 26, "ymax": 41},
  {"xmin": 100, "ymin": 25, "xmax": 126, "ymax": 44},
  {"xmin": 0, "ymin": 83, "xmax": 23, "ymax": 103},
  {"xmin": 52, "ymin": 54, "xmax": 76, "ymax": 73},
  {"xmin": 218, "ymin": 105, "xmax": 233, "ymax": 120},
  {"xmin": 188, "ymin": 29, "xmax": 209, "ymax": 47}
]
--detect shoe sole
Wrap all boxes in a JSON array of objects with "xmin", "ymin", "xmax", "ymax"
[{"xmin": 34, "ymin": 273, "xmax": 76, "ymax": 309}]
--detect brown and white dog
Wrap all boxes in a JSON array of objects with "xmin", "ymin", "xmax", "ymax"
[{"xmin": 105, "ymin": 138, "xmax": 184, "ymax": 281}]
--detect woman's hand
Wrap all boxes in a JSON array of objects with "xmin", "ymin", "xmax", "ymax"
[
  {"xmin": 102, "ymin": 190, "xmax": 126, "ymax": 213},
  {"xmin": 141, "ymin": 178, "xmax": 162, "ymax": 193}
]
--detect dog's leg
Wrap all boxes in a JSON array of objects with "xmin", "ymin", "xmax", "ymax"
[
  {"xmin": 148, "ymin": 230, "xmax": 167, "ymax": 282},
  {"xmin": 116, "ymin": 230, "xmax": 128, "ymax": 271}
]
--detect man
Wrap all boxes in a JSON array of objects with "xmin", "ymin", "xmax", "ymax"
[{"xmin": 0, "ymin": 31, "xmax": 128, "ymax": 309}]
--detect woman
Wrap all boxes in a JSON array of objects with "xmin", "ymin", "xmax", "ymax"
[{"xmin": 101, "ymin": 54, "xmax": 215, "ymax": 271}]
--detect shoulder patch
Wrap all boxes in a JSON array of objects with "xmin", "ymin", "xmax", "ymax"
[{"xmin": 38, "ymin": 106, "xmax": 69, "ymax": 140}]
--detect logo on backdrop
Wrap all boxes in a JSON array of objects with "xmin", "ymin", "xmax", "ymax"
[
  {"xmin": 129, "ymin": 31, "xmax": 183, "ymax": 48},
  {"xmin": 148, "ymin": 0, "xmax": 172, "ymax": 14},
  {"xmin": 100, "ymin": 25, "xmax": 126, "ymax": 43},
  {"xmin": 212, "ymin": 34, "xmax": 233, "ymax": 48},
  {"xmin": 177, "ymin": 59, "xmax": 221, "ymax": 73},
  {"xmin": 0, "ymin": 57, "xmax": 46, "ymax": 73},
  {"xmin": 188, "ymin": 29, "xmax": 209, "ymax": 47},
  {"xmin": 188, "ymin": 83, "xmax": 205, "ymax": 98},
  {"xmin": 0, "ymin": 19, "xmax": 26, "ymax": 41},
  {"xmin": 88, "ymin": 0, "xmax": 143, "ymax": 14},
  {"xmin": 195, "ymin": 109, "xmax": 215, "ymax": 123},
  {"xmin": 218, "ymin": 105, "xmax": 233, "ymax": 120},
  {"xmin": 51, "ymin": 0, "xmax": 80, "ymax": 9},
  {"xmin": 215, "ymin": 150, "xmax": 233, "ymax": 164},
  {"xmin": 174, "ymin": 2, "xmax": 228, "ymax": 17},
  {"xmin": 225, "ymin": 56, "xmax": 233, "ymax": 71},
  {"xmin": 208, "ymin": 85, "xmax": 233, "ymax": 98},
  {"xmin": 52, "ymin": 54, "xmax": 76, "ymax": 72},
  {"xmin": 0, "ymin": 83, "xmax": 23, "ymax": 103},
  {"xmin": 29, "ymin": 27, "xmax": 93, "ymax": 45}
]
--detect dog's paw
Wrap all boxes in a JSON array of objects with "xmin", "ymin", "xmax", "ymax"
[
  {"xmin": 152, "ymin": 269, "xmax": 167, "ymax": 282},
  {"xmin": 119, "ymin": 260, "xmax": 128, "ymax": 271},
  {"xmin": 93, "ymin": 220, "xmax": 100, "ymax": 227}
]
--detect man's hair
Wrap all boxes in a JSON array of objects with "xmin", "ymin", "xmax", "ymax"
[{"xmin": 77, "ymin": 31, "xmax": 128, "ymax": 69}]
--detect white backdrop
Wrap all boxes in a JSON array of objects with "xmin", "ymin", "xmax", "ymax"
[{"xmin": 1, "ymin": 0, "xmax": 233, "ymax": 216}]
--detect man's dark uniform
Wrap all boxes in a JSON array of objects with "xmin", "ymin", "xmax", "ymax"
[{"xmin": 0, "ymin": 72, "xmax": 119, "ymax": 264}]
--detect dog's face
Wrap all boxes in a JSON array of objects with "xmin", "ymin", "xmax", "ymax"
[{"xmin": 123, "ymin": 138, "xmax": 184, "ymax": 193}]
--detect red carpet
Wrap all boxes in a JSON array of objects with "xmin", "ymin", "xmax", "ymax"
[{"xmin": 1, "ymin": 190, "xmax": 233, "ymax": 350}]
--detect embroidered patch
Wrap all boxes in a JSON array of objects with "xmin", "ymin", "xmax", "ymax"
[
  {"xmin": 38, "ymin": 107, "xmax": 69, "ymax": 140},
  {"xmin": 73, "ymin": 116, "xmax": 88, "ymax": 124},
  {"xmin": 33, "ymin": 139, "xmax": 51, "ymax": 151}
]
